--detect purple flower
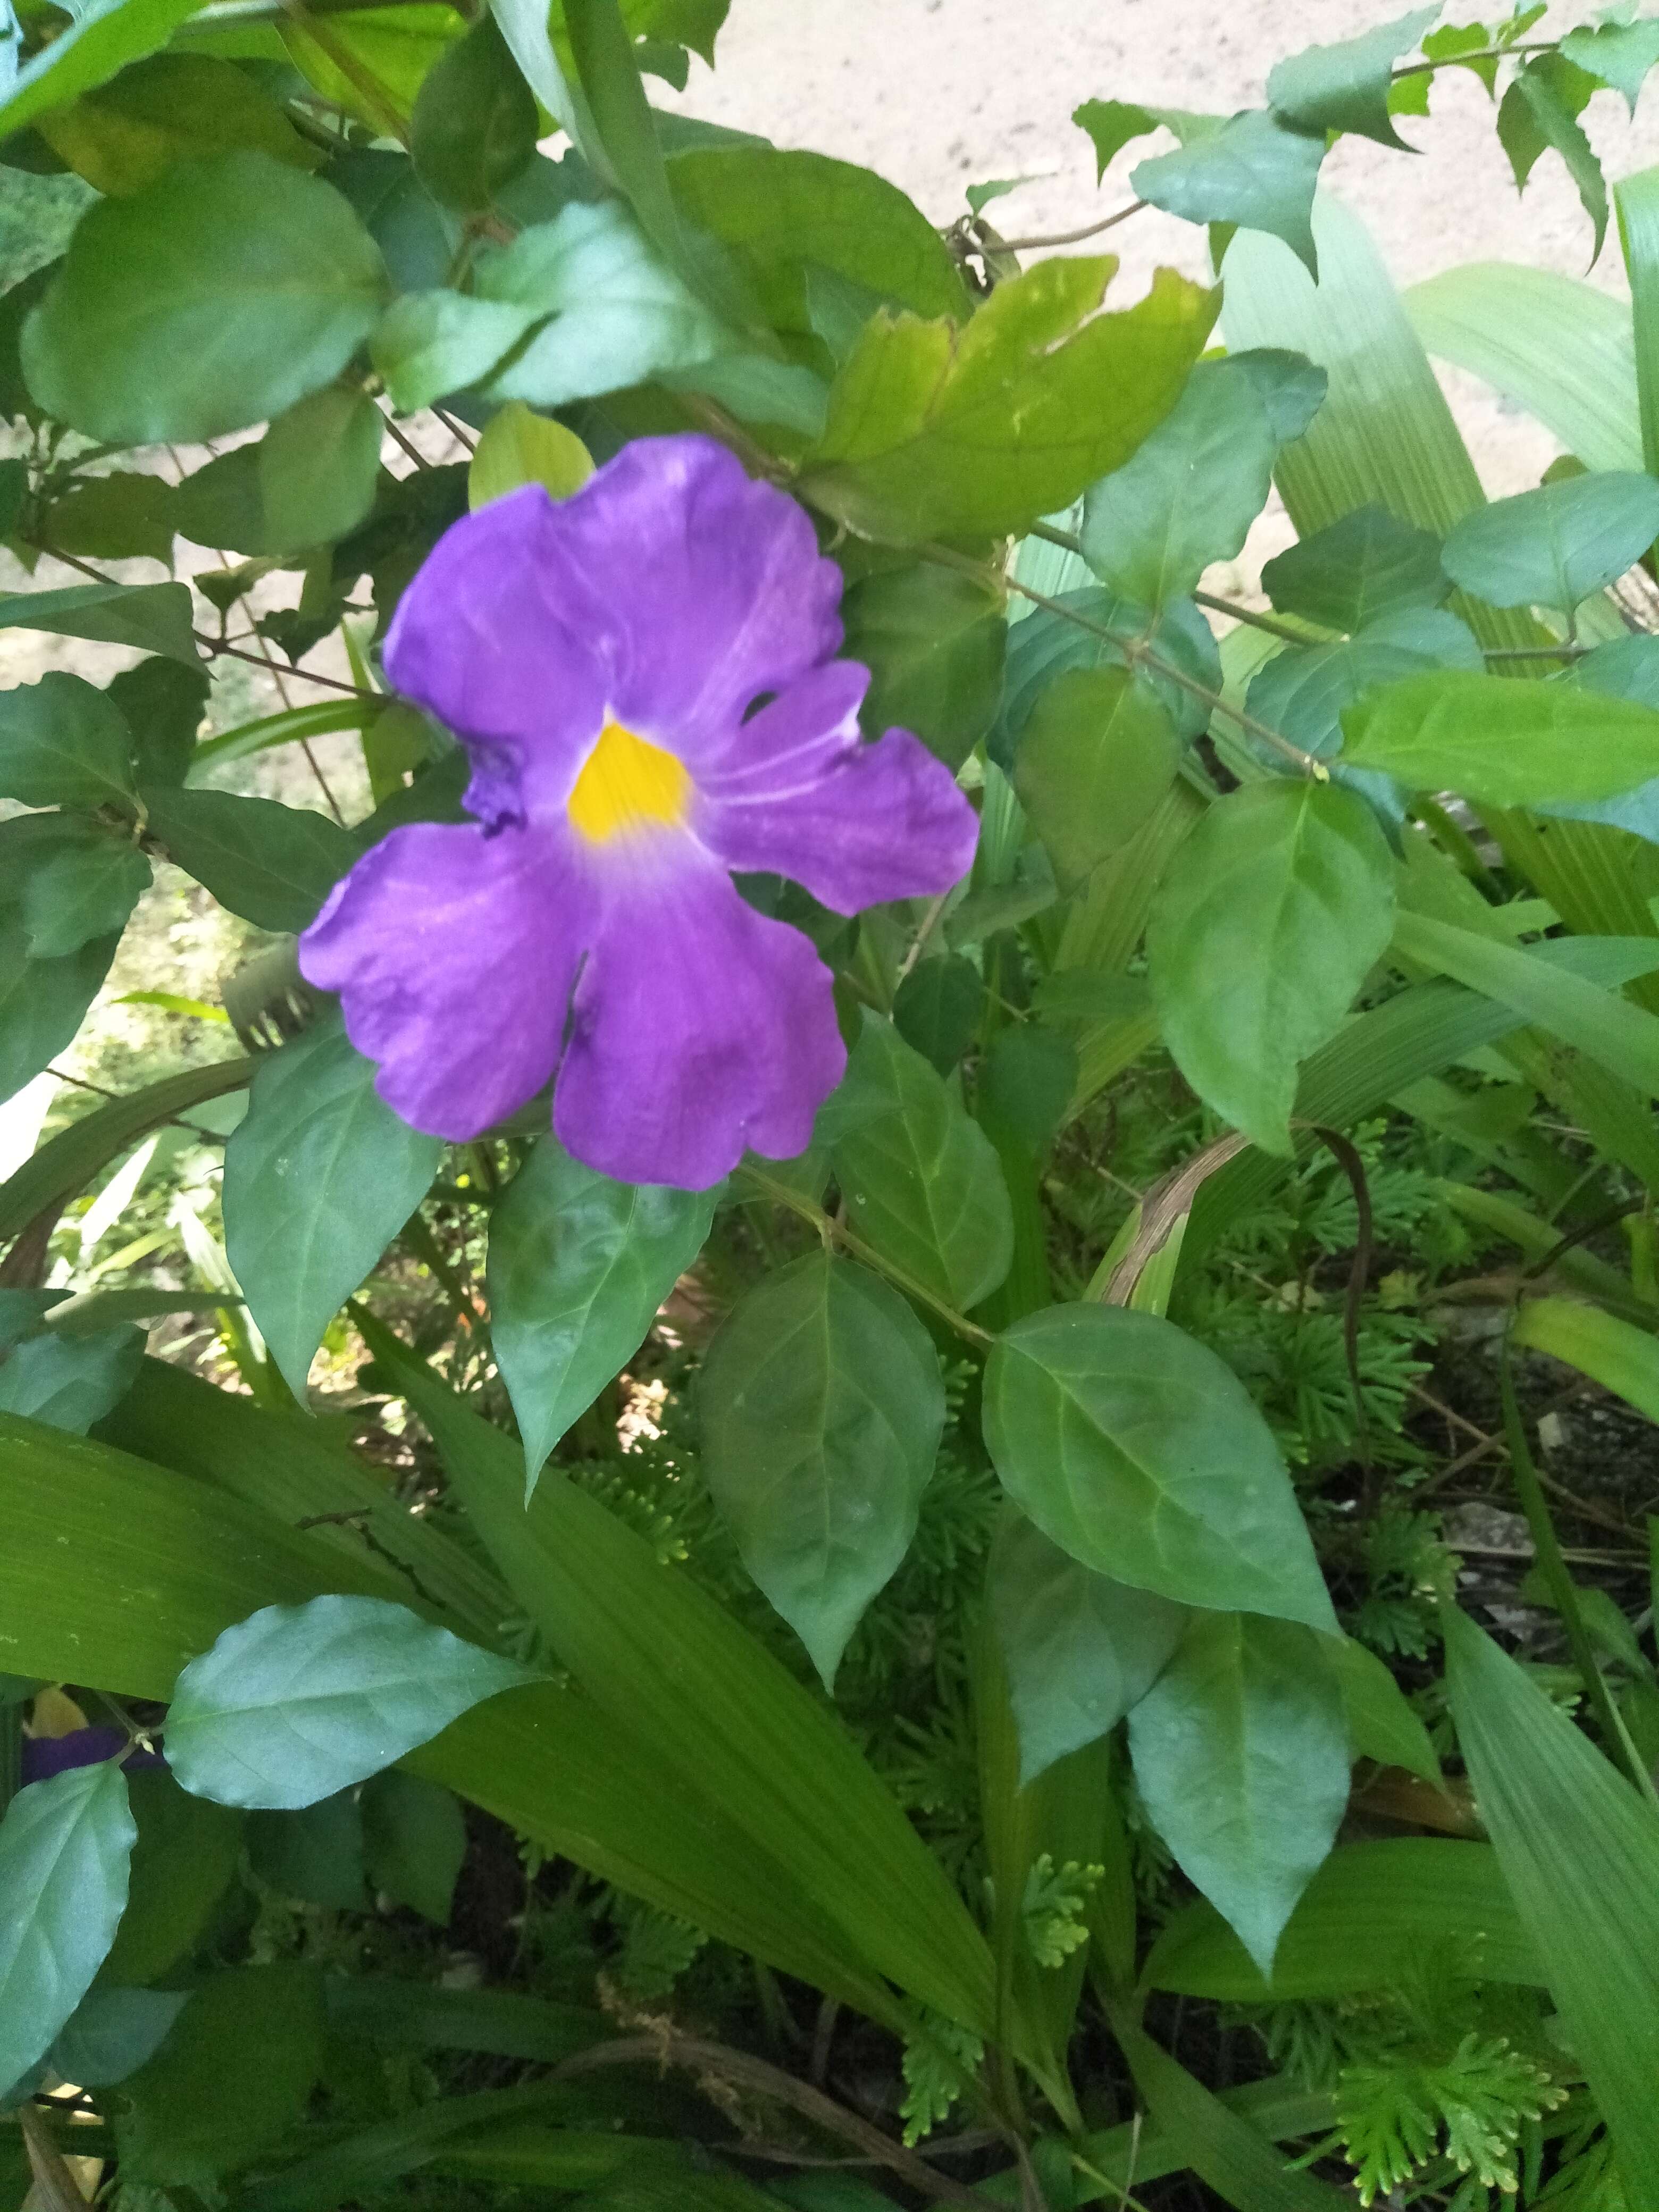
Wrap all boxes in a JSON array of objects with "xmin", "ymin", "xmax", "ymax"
[
  {"xmin": 301, "ymin": 435, "xmax": 979, "ymax": 1190},
  {"xmin": 20, "ymin": 1726, "xmax": 162, "ymax": 1785}
]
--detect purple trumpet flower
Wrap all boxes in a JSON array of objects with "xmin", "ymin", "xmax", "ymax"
[{"xmin": 301, "ymin": 434, "xmax": 979, "ymax": 1190}]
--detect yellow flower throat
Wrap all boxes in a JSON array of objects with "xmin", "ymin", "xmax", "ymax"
[{"xmin": 567, "ymin": 720, "xmax": 692, "ymax": 845}]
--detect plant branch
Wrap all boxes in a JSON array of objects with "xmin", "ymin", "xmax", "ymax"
[
  {"xmin": 988, "ymin": 198, "xmax": 1147, "ymax": 253},
  {"xmin": 1390, "ymin": 38, "xmax": 1555, "ymax": 81}
]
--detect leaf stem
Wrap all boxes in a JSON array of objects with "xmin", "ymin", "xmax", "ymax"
[
  {"xmin": 988, "ymin": 199, "xmax": 1147, "ymax": 253},
  {"xmin": 1389, "ymin": 38, "xmax": 1557, "ymax": 81}
]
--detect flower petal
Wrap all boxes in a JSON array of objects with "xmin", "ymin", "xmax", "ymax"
[
  {"xmin": 554, "ymin": 844, "xmax": 844, "ymax": 1188},
  {"xmin": 693, "ymin": 662, "xmax": 981, "ymax": 914},
  {"xmin": 300, "ymin": 822, "xmax": 591, "ymax": 1140},
  {"xmin": 547, "ymin": 434, "xmax": 843, "ymax": 758},
  {"xmin": 381, "ymin": 487, "xmax": 606, "ymax": 825}
]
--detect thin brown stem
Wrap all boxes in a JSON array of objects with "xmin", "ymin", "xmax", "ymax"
[
  {"xmin": 1191, "ymin": 588, "xmax": 1316, "ymax": 647},
  {"xmin": 894, "ymin": 891, "xmax": 950, "ymax": 988},
  {"xmin": 990, "ymin": 198, "xmax": 1147, "ymax": 253},
  {"xmin": 200, "ymin": 537, "xmax": 349, "ymax": 824},
  {"xmin": 433, "ymin": 406, "xmax": 479, "ymax": 454},
  {"xmin": 380, "ymin": 406, "xmax": 432, "ymax": 471},
  {"xmin": 198, "ymin": 635, "xmax": 374, "ymax": 700}
]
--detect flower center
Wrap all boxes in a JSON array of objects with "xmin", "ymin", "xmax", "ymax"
[{"xmin": 566, "ymin": 720, "xmax": 692, "ymax": 845}]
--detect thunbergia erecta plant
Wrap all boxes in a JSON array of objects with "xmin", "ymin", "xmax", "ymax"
[{"xmin": 301, "ymin": 434, "xmax": 979, "ymax": 1188}]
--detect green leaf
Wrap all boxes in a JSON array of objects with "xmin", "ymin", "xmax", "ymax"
[
  {"xmin": 280, "ymin": 3, "xmax": 465, "ymax": 130},
  {"xmin": 1132, "ymin": 110, "xmax": 1326, "ymax": 277},
  {"xmin": 487, "ymin": 1136, "xmax": 717, "ymax": 1493},
  {"xmin": 37, "ymin": 51, "xmax": 319, "ymax": 197},
  {"xmin": 1261, "ymin": 504, "xmax": 1447, "ymax": 632},
  {"xmin": 1331, "ymin": 1633, "xmax": 1442, "ymax": 1782},
  {"xmin": 828, "ymin": 1013, "xmax": 1013, "ymax": 1311},
  {"xmin": 411, "ymin": 10, "xmax": 537, "ymax": 211},
  {"xmin": 99, "ymin": 1767, "xmax": 242, "ymax": 1988},
  {"xmin": 1081, "ymin": 350, "xmax": 1325, "ymax": 608},
  {"xmin": 1127, "ymin": 1611, "xmax": 1348, "ymax": 1975},
  {"xmin": 1442, "ymin": 469, "xmax": 1659, "ymax": 613},
  {"xmin": 837, "ymin": 563, "xmax": 1005, "ymax": 770},
  {"xmin": 0, "ymin": 0, "xmax": 206, "ymax": 144},
  {"xmin": 1148, "ymin": 780, "xmax": 1397, "ymax": 1156},
  {"xmin": 0, "ymin": 670, "xmax": 133, "ymax": 811},
  {"xmin": 698, "ymin": 1251, "xmax": 944, "ymax": 1688},
  {"xmin": 977, "ymin": 1026, "xmax": 1078, "ymax": 1153},
  {"xmin": 141, "ymin": 785, "xmax": 357, "ymax": 932},
  {"xmin": 467, "ymin": 398, "xmax": 594, "ymax": 506},
  {"xmin": 371, "ymin": 288, "xmax": 541, "ymax": 413},
  {"xmin": 0, "ymin": 1758, "xmax": 134, "ymax": 2095},
  {"xmin": 361, "ymin": 1769, "xmax": 466, "ymax": 1924},
  {"xmin": 892, "ymin": 955, "xmax": 984, "ymax": 1076},
  {"xmin": 997, "ymin": 584, "xmax": 1221, "ymax": 748},
  {"xmin": 0, "ymin": 919, "xmax": 121, "ymax": 1110},
  {"xmin": 989, "ymin": 1513, "xmax": 1186, "ymax": 1787},
  {"xmin": 164, "ymin": 1593, "xmax": 535, "ymax": 1810},
  {"xmin": 0, "ymin": 1323, "xmax": 142, "ymax": 1432},
  {"xmin": 109, "ymin": 656, "xmax": 210, "ymax": 789},
  {"xmin": 1266, "ymin": 7, "xmax": 1442, "ymax": 149},
  {"xmin": 52, "ymin": 1987, "xmax": 186, "ymax": 2087},
  {"xmin": 1563, "ymin": 18, "xmax": 1659, "ymax": 114},
  {"xmin": 222, "ymin": 1017, "xmax": 445, "ymax": 1397},
  {"xmin": 1340, "ymin": 669, "xmax": 1659, "ymax": 805},
  {"xmin": 0, "ymin": 578, "xmax": 198, "ymax": 667},
  {"xmin": 983, "ymin": 1303, "xmax": 1336, "ymax": 1630},
  {"xmin": 42, "ymin": 469, "xmax": 178, "ymax": 564},
  {"xmin": 473, "ymin": 198, "xmax": 727, "ymax": 407},
  {"xmin": 1510, "ymin": 1295, "xmax": 1659, "ymax": 1424},
  {"xmin": 800, "ymin": 256, "xmax": 1218, "ymax": 543},
  {"xmin": 563, "ymin": 0, "xmax": 689, "ymax": 281},
  {"xmin": 116, "ymin": 1964, "xmax": 325, "ymax": 2186},
  {"xmin": 1072, "ymin": 97, "xmax": 1160, "ymax": 179},
  {"xmin": 248, "ymin": 1791, "xmax": 367, "ymax": 1909},
  {"xmin": 258, "ymin": 387, "xmax": 386, "ymax": 552},
  {"xmin": 22, "ymin": 150, "xmax": 389, "ymax": 443},
  {"xmin": 1013, "ymin": 665, "xmax": 1180, "ymax": 888},
  {"xmin": 21, "ymin": 834, "xmax": 149, "ymax": 958},
  {"xmin": 1496, "ymin": 52, "xmax": 1608, "ymax": 259},
  {"xmin": 1444, "ymin": 1602, "xmax": 1659, "ymax": 2193}
]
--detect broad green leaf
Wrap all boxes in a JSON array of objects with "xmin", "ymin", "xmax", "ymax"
[
  {"xmin": 99, "ymin": 1767, "xmax": 243, "ymax": 1989},
  {"xmin": 988, "ymin": 1513, "xmax": 1186, "ymax": 1786},
  {"xmin": 1618, "ymin": 163, "xmax": 1659, "ymax": 485},
  {"xmin": 279, "ymin": 3, "xmax": 466, "ymax": 127},
  {"xmin": 838, "ymin": 564, "xmax": 1005, "ymax": 770},
  {"xmin": 0, "ymin": 914, "xmax": 122, "ymax": 1109},
  {"xmin": 222, "ymin": 1018, "xmax": 445, "ymax": 1397},
  {"xmin": 248, "ymin": 1791, "xmax": 367, "ymax": 1910},
  {"xmin": 1392, "ymin": 908, "xmax": 1659, "ymax": 1102},
  {"xmin": 52, "ymin": 1987, "xmax": 187, "ymax": 2087},
  {"xmin": 1510, "ymin": 1295, "xmax": 1659, "ymax": 1425},
  {"xmin": 828, "ymin": 1013, "xmax": 1013, "ymax": 1311},
  {"xmin": 20, "ymin": 834, "xmax": 149, "ymax": 958},
  {"xmin": 698, "ymin": 1251, "xmax": 944, "ymax": 1687},
  {"xmin": 1340, "ymin": 670, "xmax": 1659, "ymax": 806},
  {"xmin": 116, "ymin": 1964, "xmax": 326, "ymax": 2187},
  {"xmin": 976, "ymin": 1025, "xmax": 1078, "ymax": 1153},
  {"xmin": 410, "ymin": 10, "xmax": 537, "ymax": 212},
  {"xmin": 43, "ymin": 469, "xmax": 179, "ymax": 564},
  {"xmin": 258, "ymin": 387, "xmax": 386, "ymax": 552},
  {"xmin": 1081, "ymin": 350, "xmax": 1325, "ymax": 608},
  {"xmin": 1132, "ymin": 110, "xmax": 1326, "ymax": 276},
  {"xmin": 0, "ymin": 1758, "xmax": 135, "ymax": 2094},
  {"xmin": 1562, "ymin": 18, "xmax": 1659, "ymax": 112},
  {"xmin": 1127, "ymin": 1611, "xmax": 1348, "ymax": 1975},
  {"xmin": 1144, "ymin": 1838, "xmax": 1537, "ymax": 2000},
  {"xmin": 1440, "ymin": 470, "xmax": 1659, "ymax": 614},
  {"xmin": 22, "ymin": 151, "xmax": 389, "ymax": 443},
  {"xmin": 468, "ymin": 398, "xmax": 594, "ymax": 507},
  {"xmin": 1073, "ymin": 97, "xmax": 1160, "ymax": 179},
  {"xmin": 0, "ymin": 0, "xmax": 205, "ymax": 143},
  {"xmin": 1013, "ymin": 666, "xmax": 1179, "ymax": 887},
  {"xmin": 1444, "ymin": 1602, "xmax": 1659, "ymax": 2192},
  {"xmin": 1148, "ymin": 779, "xmax": 1397, "ymax": 1155},
  {"xmin": 172, "ymin": 443, "xmax": 284, "ymax": 557},
  {"xmin": 982, "ymin": 1303, "xmax": 1336, "ymax": 1631},
  {"xmin": 0, "ymin": 1323, "xmax": 142, "ymax": 1432},
  {"xmin": 0, "ymin": 672, "xmax": 136, "ymax": 810},
  {"xmin": 1330, "ymin": 1633, "xmax": 1441, "ymax": 1782},
  {"xmin": 487, "ymin": 1136, "xmax": 716, "ymax": 1492},
  {"xmin": 361, "ymin": 1769, "xmax": 466, "ymax": 1924},
  {"xmin": 37, "ymin": 52, "xmax": 317, "ymax": 197},
  {"xmin": 141, "ymin": 785, "xmax": 357, "ymax": 932},
  {"xmin": 1267, "ymin": 7, "xmax": 1442, "ymax": 149},
  {"xmin": 1497, "ymin": 51, "xmax": 1608, "ymax": 258},
  {"xmin": 474, "ymin": 197, "xmax": 727, "ymax": 407},
  {"xmin": 164, "ymin": 1593, "xmax": 535, "ymax": 1809},
  {"xmin": 891, "ymin": 954, "xmax": 984, "ymax": 1075},
  {"xmin": 998, "ymin": 585, "xmax": 1221, "ymax": 748},
  {"xmin": 799, "ymin": 256, "xmax": 1217, "ymax": 543},
  {"xmin": 562, "ymin": 0, "xmax": 691, "ymax": 284},
  {"xmin": 1261, "ymin": 504, "xmax": 1447, "ymax": 633},
  {"xmin": 371, "ymin": 289, "xmax": 541, "ymax": 413}
]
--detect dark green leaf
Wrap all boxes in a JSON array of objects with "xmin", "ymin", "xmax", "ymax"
[
  {"xmin": 324, "ymin": 1978, "xmax": 607, "ymax": 2061},
  {"xmin": 0, "ymin": 910, "xmax": 118, "ymax": 1109},
  {"xmin": 0, "ymin": 1757, "xmax": 135, "ymax": 2093},
  {"xmin": 259, "ymin": 386, "xmax": 387, "ymax": 552},
  {"xmin": 371, "ymin": 287, "xmax": 547, "ymax": 412},
  {"xmin": 698, "ymin": 1251, "xmax": 944, "ymax": 1688},
  {"xmin": 1013, "ymin": 665, "xmax": 1179, "ymax": 886},
  {"xmin": 325, "ymin": 145, "xmax": 458, "ymax": 294},
  {"xmin": 361, "ymin": 1768, "xmax": 466, "ymax": 1924},
  {"xmin": 1148, "ymin": 780, "xmax": 1397, "ymax": 1155},
  {"xmin": 0, "ymin": 579, "xmax": 198, "ymax": 666},
  {"xmin": 171, "ymin": 445, "xmax": 281, "ymax": 556},
  {"xmin": 838, "ymin": 564, "xmax": 1005, "ymax": 770},
  {"xmin": 107, "ymin": 657, "xmax": 210, "ymax": 789},
  {"xmin": 412, "ymin": 11, "xmax": 537, "ymax": 211},
  {"xmin": 1266, "ymin": 7, "xmax": 1442, "ymax": 150},
  {"xmin": 1082, "ymin": 351, "xmax": 1325, "ymax": 608},
  {"xmin": 164, "ymin": 1592, "xmax": 536, "ymax": 1809},
  {"xmin": 828, "ymin": 1013, "xmax": 1013, "ymax": 1311},
  {"xmin": 996, "ymin": 585, "xmax": 1221, "ymax": 750},
  {"xmin": 38, "ymin": 52, "xmax": 319, "ymax": 197},
  {"xmin": 141, "ymin": 785, "xmax": 356, "ymax": 933},
  {"xmin": 983, "ymin": 1303, "xmax": 1336, "ymax": 1631},
  {"xmin": 222, "ymin": 1017, "xmax": 445, "ymax": 1396},
  {"xmin": 487, "ymin": 1136, "xmax": 717, "ymax": 1493},
  {"xmin": 976, "ymin": 1025, "xmax": 1078, "ymax": 1153},
  {"xmin": 1261, "ymin": 504, "xmax": 1447, "ymax": 632},
  {"xmin": 52, "ymin": 1987, "xmax": 186, "ymax": 2086},
  {"xmin": 1127, "ymin": 1611, "xmax": 1347, "ymax": 1975},
  {"xmin": 1497, "ymin": 52, "xmax": 1608, "ymax": 258},
  {"xmin": 1132, "ymin": 110, "xmax": 1326, "ymax": 277},
  {"xmin": 22, "ymin": 150, "xmax": 389, "ymax": 442},
  {"xmin": 20, "ymin": 834, "xmax": 149, "ymax": 957},
  {"xmin": 1072, "ymin": 97, "xmax": 1159, "ymax": 179},
  {"xmin": 0, "ymin": 0, "xmax": 206, "ymax": 144},
  {"xmin": 0, "ymin": 1322, "xmax": 142, "ymax": 1432},
  {"xmin": 1440, "ymin": 469, "xmax": 1659, "ymax": 613},
  {"xmin": 1331, "ymin": 1632, "xmax": 1442, "ymax": 1782},
  {"xmin": 248, "ymin": 1790, "xmax": 368, "ymax": 1909},
  {"xmin": 1339, "ymin": 668, "xmax": 1659, "ymax": 805},
  {"xmin": 892, "ymin": 954, "xmax": 984, "ymax": 1075},
  {"xmin": 0, "ymin": 456, "xmax": 24, "ymax": 538},
  {"xmin": 42, "ymin": 469, "xmax": 178, "ymax": 564},
  {"xmin": 116, "ymin": 1964, "xmax": 326, "ymax": 2186},
  {"xmin": 800, "ymin": 256, "xmax": 1218, "ymax": 543},
  {"xmin": 1562, "ymin": 18, "xmax": 1659, "ymax": 113},
  {"xmin": 99, "ymin": 1768, "xmax": 242, "ymax": 1988},
  {"xmin": 990, "ymin": 1513, "xmax": 1186, "ymax": 1786}
]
